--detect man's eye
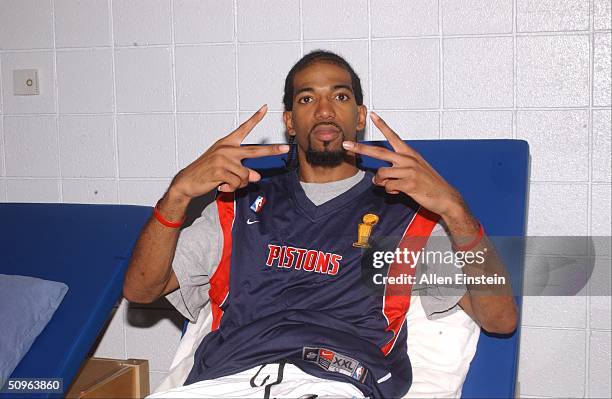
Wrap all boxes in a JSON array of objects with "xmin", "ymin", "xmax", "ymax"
[
  {"xmin": 336, "ymin": 93, "xmax": 350, "ymax": 101},
  {"xmin": 298, "ymin": 97, "xmax": 312, "ymax": 104}
]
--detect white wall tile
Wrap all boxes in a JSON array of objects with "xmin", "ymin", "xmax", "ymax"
[
  {"xmin": 371, "ymin": 0, "xmax": 438, "ymax": 37},
  {"xmin": 443, "ymin": 37, "xmax": 513, "ymax": 108},
  {"xmin": 589, "ymin": 331, "xmax": 612, "ymax": 398},
  {"xmin": 56, "ymin": 49, "xmax": 114, "ymax": 113},
  {"xmin": 303, "ymin": 40, "xmax": 369, "ymax": 102},
  {"xmin": 177, "ymin": 113, "xmax": 236, "ymax": 169},
  {"xmin": 516, "ymin": 110, "xmax": 589, "ymax": 181},
  {"xmin": 117, "ymin": 114, "xmax": 175, "ymax": 178},
  {"xmin": 62, "ymin": 179, "xmax": 118, "ymax": 204},
  {"xmin": 125, "ymin": 309, "xmax": 183, "ymax": 371},
  {"xmin": 119, "ymin": 179, "xmax": 171, "ymax": 206},
  {"xmin": 516, "ymin": 35, "xmax": 589, "ymax": 108},
  {"xmin": 0, "ymin": 0, "xmax": 54, "ymax": 50},
  {"xmin": 522, "ymin": 296, "xmax": 587, "ymax": 328},
  {"xmin": 4, "ymin": 116, "xmax": 59, "ymax": 177},
  {"xmin": 372, "ymin": 111, "xmax": 439, "ymax": 140},
  {"xmin": 592, "ymin": 184, "xmax": 612, "ymax": 237},
  {"xmin": 594, "ymin": 33, "xmax": 611, "ymax": 107},
  {"xmin": 0, "ymin": 180, "xmax": 6, "ymax": 201},
  {"xmin": 238, "ymin": 43, "xmax": 301, "ymax": 111},
  {"xmin": 238, "ymin": 111, "xmax": 287, "ymax": 144},
  {"xmin": 59, "ymin": 115, "xmax": 115, "ymax": 178},
  {"xmin": 54, "ymin": 0, "xmax": 111, "ymax": 48},
  {"xmin": 115, "ymin": 48, "xmax": 173, "ymax": 112},
  {"xmin": 302, "ymin": 0, "xmax": 368, "ymax": 40},
  {"xmin": 516, "ymin": 0, "xmax": 590, "ymax": 32},
  {"xmin": 442, "ymin": 111, "xmax": 512, "ymax": 139},
  {"xmin": 6, "ymin": 179, "xmax": 60, "ymax": 202},
  {"xmin": 237, "ymin": 0, "xmax": 299, "ymax": 42},
  {"xmin": 594, "ymin": 0, "xmax": 612, "ymax": 30},
  {"xmin": 175, "ymin": 45, "xmax": 236, "ymax": 112},
  {"xmin": 518, "ymin": 328, "xmax": 586, "ymax": 397},
  {"xmin": 372, "ymin": 39, "xmax": 439, "ymax": 109},
  {"xmin": 149, "ymin": 371, "xmax": 169, "ymax": 393},
  {"xmin": 591, "ymin": 184, "xmax": 612, "ymax": 258},
  {"xmin": 589, "ymin": 258, "xmax": 612, "ymax": 329},
  {"xmin": 112, "ymin": 0, "xmax": 172, "ymax": 46},
  {"xmin": 441, "ymin": 0, "xmax": 513, "ymax": 35},
  {"xmin": 1, "ymin": 51, "xmax": 56, "ymax": 114},
  {"xmin": 592, "ymin": 110, "xmax": 612, "ymax": 183},
  {"xmin": 92, "ymin": 303, "xmax": 126, "ymax": 359},
  {"xmin": 527, "ymin": 183, "xmax": 589, "ymax": 235},
  {"xmin": 0, "ymin": 125, "xmax": 4, "ymax": 176},
  {"xmin": 173, "ymin": 0, "xmax": 234, "ymax": 44}
]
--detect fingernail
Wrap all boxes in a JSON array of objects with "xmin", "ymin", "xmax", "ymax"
[
  {"xmin": 259, "ymin": 104, "xmax": 268, "ymax": 112},
  {"xmin": 371, "ymin": 112, "xmax": 380, "ymax": 120},
  {"xmin": 279, "ymin": 144, "xmax": 290, "ymax": 152},
  {"xmin": 342, "ymin": 141, "xmax": 354, "ymax": 150}
]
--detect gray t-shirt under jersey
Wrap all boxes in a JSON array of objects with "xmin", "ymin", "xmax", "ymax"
[{"xmin": 166, "ymin": 171, "xmax": 466, "ymax": 323}]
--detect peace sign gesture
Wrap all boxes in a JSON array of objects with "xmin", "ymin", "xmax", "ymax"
[
  {"xmin": 342, "ymin": 112, "xmax": 464, "ymax": 218},
  {"xmin": 170, "ymin": 105, "xmax": 290, "ymax": 200}
]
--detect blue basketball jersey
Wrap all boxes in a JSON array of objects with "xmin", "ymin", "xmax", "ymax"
[{"xmin": 185, "ymin": 170, "xmax": 438, "ymax": 398}]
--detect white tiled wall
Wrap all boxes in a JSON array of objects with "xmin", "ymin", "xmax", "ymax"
[{"xmin": 1, "ymin": 0, "xmax": 610, "ymax": 396}]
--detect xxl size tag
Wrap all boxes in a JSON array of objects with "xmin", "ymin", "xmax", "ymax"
[{"xmin": 302, "ymin": 347, "xmax": 368, "ymax": 383}]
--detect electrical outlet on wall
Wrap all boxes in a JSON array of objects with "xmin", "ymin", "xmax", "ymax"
[{"xmin": 13, "ymin": 69, "xmax": 39, "ymax": 96}]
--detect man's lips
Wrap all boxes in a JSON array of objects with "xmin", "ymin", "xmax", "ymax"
[{"xmin": 312, "ymin": 125, "xmax": 341, "ymax": 141}]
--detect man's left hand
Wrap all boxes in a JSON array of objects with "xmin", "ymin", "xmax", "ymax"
[{"xmin": 342, "ymin": 112, "xmax": 464, "ymax": 219}]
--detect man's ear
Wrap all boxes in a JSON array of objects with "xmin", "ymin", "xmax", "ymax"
[
  {"xmin": 283, "ymin": 111, "xmax": 294, "ymax": 134},
  {"xmin": 356, "ymin": 105, "xmax": 367, "ymax": 131}
]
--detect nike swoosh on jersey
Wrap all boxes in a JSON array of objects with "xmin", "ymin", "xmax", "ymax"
[{"xmin": 247, "ymin": 219, "xmax": 259, "ymax": 224}]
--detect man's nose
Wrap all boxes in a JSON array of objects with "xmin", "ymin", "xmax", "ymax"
[{"xmin": 314, "ymin": 97, "xmax": 335, "ymax": 119}]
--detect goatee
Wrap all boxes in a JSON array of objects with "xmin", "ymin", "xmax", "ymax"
[{"xmin": 305, "ymin": 131, "xmax": 346, "ymax": 167}]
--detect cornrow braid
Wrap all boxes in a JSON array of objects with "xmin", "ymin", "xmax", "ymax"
[{"xmin": 285, "ymin": 135, "xmax": 298, "ymax": 171}]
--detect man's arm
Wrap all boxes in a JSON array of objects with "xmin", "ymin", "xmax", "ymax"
[
  {"xmin": 343, "ymin": 112, "xmax": 518, "ymax": 334},
  {"xmin": 122, "ymin": 191, "xmax": 189, "ymax": 303},
  {"xmin": 123, "ymin": 105, "xmax": 289, "ymax": 304},
  {"xmin": 441, "ymin": 204, "xmax": 518, "ymax": 334}
]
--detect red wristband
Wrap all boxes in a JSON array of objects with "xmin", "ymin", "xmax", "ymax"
[
  {"xmin": 154, "ymin": 201, "xmax": 185, "ymax": 228},
  {"xmin": 452, "ymin": 222, "xmax": 484, "ymax": 252}
]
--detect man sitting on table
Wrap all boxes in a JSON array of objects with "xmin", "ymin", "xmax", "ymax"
[{"xmin": 123, "ymin": 50, "xmax": 517, "ymax": 399}]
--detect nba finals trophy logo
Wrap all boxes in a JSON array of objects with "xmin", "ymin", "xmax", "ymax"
[{"xmin": 353, "ymin": 214, "xmax": 379, "ymax": 248}]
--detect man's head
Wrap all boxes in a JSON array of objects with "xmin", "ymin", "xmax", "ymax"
[{"xmin": 283, "ymin": 51, "xmax": 367, "ymax": 168}]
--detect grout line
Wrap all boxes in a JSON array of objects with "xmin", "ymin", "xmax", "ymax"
[
  {"xmin": 120, "ymin": 299, "xmax": 127, "ymax": 360},
  {"xmin": 585, "ymin": 0, "xmax": 595, "ymax": 394},
  {"xmin": 1, "ymin": 29, "xmax": 611, "ymax": 55},
  {"xmin": 528, "ymin": 180, "xmax": 591, "ymax": 185},
  {"xmin": 233, "ymin": 0, "xmax": 239, "ymax": 129},
  {"xmin": 170, "ymin": 0, "xmax": 179, "ymax": 174},
  {"xmin": 1, "ymin": 105, "xmax": 606, "ymax": 117},
  {"xmin": 299, "ymin": 0, "xmax": 304, "ymax": 57},
  {"xmin": 0, "ymin": 48, "xmax": 6, "ymax": 190},
  {"xmin": 50, "ymin": 0, "xmax": 63, "ymax": 202},
  {"xmin": 512, "ymin": 0, "xmax": 517, "ymax": 139},
  {"xmin": 367, "ymin": 0, "xmax": 372, "ymax": 140},
  {"xmin": 109, "ymin": 0, "xmax": 120, "ymax": 204},
  {"xmin": 438, "ymin": 0, "xmax": 443, "ymax": 139}
]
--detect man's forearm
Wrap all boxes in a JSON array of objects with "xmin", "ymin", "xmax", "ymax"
[
  {"xmin": 442, "ymin": 202, "xmax": 518, "ymax": 334},
  {"xmin": 123, "ymin": 188, "xmax": 190, "ymax": 303}
]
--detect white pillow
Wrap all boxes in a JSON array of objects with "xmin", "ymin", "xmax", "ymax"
[{"xmin": 155, "ymin": 296, "xmax": 479, "ymax": 398}]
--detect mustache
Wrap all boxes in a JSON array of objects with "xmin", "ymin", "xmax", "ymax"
[{"xmin": 309, "ymin": 122, "xmax": 343, "ymax": 135}]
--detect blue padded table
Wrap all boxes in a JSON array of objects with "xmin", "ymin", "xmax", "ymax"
[
  {"xmin": 243, "ymin": 139, "xmax": 529, "ymax": 399},
  {"xmin": 0, "ymin": 204, "xmax": 152, "ymax": 398}
]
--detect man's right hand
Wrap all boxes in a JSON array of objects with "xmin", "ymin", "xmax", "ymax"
[
  {"xmin": 124, "ymin": 105, "xmax": 289, "ymax": 303},
  {"xmin": 169, "ymin": 104, "xmax": 290, "ymax": 202}
]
